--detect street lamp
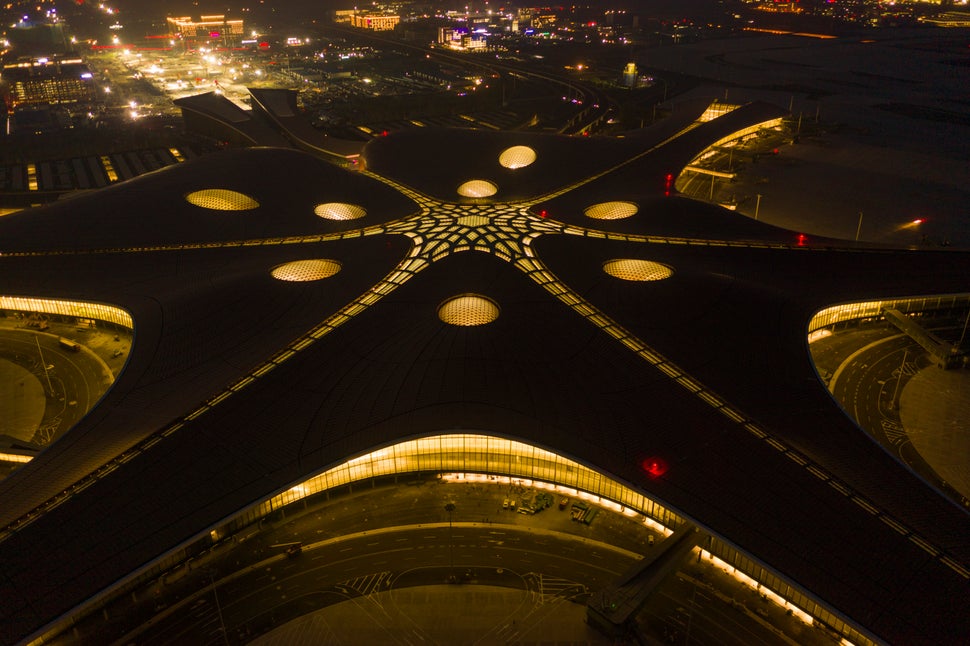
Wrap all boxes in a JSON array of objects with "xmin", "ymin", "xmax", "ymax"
[{"xmin": 445, "ymin": 502, "xmax": 456, "ymax": 582}]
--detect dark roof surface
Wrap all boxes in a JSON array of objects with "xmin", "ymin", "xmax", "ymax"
[
  {"xmin": 248, "ymin": 88, "xmax": 366, "ymax": 158},
  {"xmin": 173, "ymin": 92, "xmax": 291, "ymax": 147},
  {"xmin": 0, "ymin": 113, "xmax": 968, "ymax": 645}
]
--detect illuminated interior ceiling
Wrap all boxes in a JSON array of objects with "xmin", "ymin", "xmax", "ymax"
[
  {"xmin": 602, "ymin": 259, "xmax": 673, "ymax": 282},
  {"xmin": 456, "ymin": 179, "xmax": 498, "ymax": 198},
  {"xmin": 498, "ymin": 145, "xmax": 537, "ymax": 169},
  {"xmin": 584, "ymin": 201, "xmax": 638, "ymax": 220},
  {"xmin": 270, "ymin": 259, "xmax": 342, "ymax": 282},
  {"xmin": 1, "ymin": 100, "xmax": 969, "ymax": 646},
  {"xmin": 314, "ymin": 202, "xmax": 366, "ymax": 220},
  {"xmin": 437, "ymin": 294, "xmax": 500, "ymax": 326},
  {"xmin": 184, "ymin": 188, "xmax": 259, "ymax": 210}
]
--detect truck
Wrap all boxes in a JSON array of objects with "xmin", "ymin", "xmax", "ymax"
[{"xmin": 58, "ymin": 338, "xmax": 81, "ymax": 352}]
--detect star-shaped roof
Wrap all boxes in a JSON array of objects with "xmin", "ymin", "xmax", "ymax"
[{"xmin": 0, "ymin": 106, "xmax": 968, "ymax": 645}]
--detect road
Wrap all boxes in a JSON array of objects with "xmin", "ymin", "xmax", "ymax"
[
  {"xmin": 0, "ymin": 328, "xmax": 108, "ymax": 445},
  {"xmin": 41, "ymin": 478, "xmax": 838, "ymax": 646},
  {"xmin": 817, "ymin": 323, "xmax": 966, "ymax": 499},
  {"xmin": 128, "ymin": 524, "xmax": 628, "ymax": 645}
]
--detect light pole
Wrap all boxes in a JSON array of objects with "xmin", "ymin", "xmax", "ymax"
[
  {"xmin": 957, "ymin": 307, "xmax": 970, "ymax": 352},
  {"xmin": 754, "ymin": 194, "xmax": 762, "ymax": 221},
  {"xmin": 35, "ymin": 336, "xmax": 53, "ymax": 396},
  {"xmin": 208, "ymin": 570, "xmax": 230, "ymax": 646},
  {"xmin": 890, "ymin": 349, "xmax": 908, "ymax": 411},
  {"xmin": 445, "ymin": 502, "xmax": 456, "ymax": 582},
  {"xmin": 855, "ymin": 211, "xmax": 864, "ymax": 242}
]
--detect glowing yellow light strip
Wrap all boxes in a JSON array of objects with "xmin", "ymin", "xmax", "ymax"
[
  {"xmin": 0, "ymin": 296, "xmax": 133, "ymax": 329},
  {"xmin": 0, "ymin": 452, "xmax": 33, "ymax": 464}
]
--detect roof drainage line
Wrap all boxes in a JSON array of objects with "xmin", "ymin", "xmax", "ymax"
[
  {"xmin": 0, "ymin": 228, "xmax": 401, "ymax": 258},
  {"xmin": 0, "ymin": 247, "xmax": 434, "ymax": 546},
  {"xmin": 360, "ymin": 170, "xmax": 434, "ymax": 205},
  {"xmin": 524, "ymin": 123, "xmax": 704, "ymax": 207},
  {"xmin": 557, "ymin": 225, "xmax": 927, "ymax": 254},
  {"xmin": 514, "ymin": 240, "xmax": 969, "ymax": 581}
]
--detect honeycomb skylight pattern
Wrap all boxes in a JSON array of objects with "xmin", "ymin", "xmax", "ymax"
[
  {"xmin": 271, "ymin": 259, "xmax": 342, "ymax": 282},
  {"xmin": 584, "ymin": 201, "xmax": 638, "ymax": 220},
  {"xmin": 184, "ymin": 189, "xmax": 259, "ymax": 211},
  {"xmin": 438, "ymin": 294, "xmax": 500, "ymax": 326},
  {"xmin": 314, "ymin": 202, "xmax": 366, "ymax": 221},
  {"xmin": 457, "ymin": 180, "xmax": 498, "ymax": 198},
  {"xmin": 603, "ymin": 259, "xmax": 673, "ymax": 282},
  {"xmin": 498, "ymin": 146, "xmax": 537, "ymax": 169}
]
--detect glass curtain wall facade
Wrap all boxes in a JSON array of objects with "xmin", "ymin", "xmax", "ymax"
[
  {"xmin": 0, "ymin": 296, "xmax": 133, "ymax": 329},
  {"xmin": 809, "ymin": 293, "xmax": 970, "ymax": 333}
]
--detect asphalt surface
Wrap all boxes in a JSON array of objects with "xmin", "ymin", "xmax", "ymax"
[
  {"xmin": 814, "ymin": 322, "xmax": 969, "ymax": 507},
  {"xmin": 0, "ymin": 327, "xmax": 110, "ymax": 445},
  {"xmin": 51, "ymin": 479, "xmax": 833, "ymax": 646}
]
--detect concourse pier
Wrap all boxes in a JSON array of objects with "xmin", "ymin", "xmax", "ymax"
[
  {"xmin": 587, "ymin": 523, "xmax": 700, "ymax": 640},
  {"xmin": 882, "ymin": 307, "xmax": 966, "ymax": 368}
]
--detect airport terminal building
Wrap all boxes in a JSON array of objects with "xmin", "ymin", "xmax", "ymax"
[{"xmin": 0, "ymin": 94, "xmax": 968, "ymax": 645}]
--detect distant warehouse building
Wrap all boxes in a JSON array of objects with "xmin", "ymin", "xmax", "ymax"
[{"xmin": 1, "ymin": 57, "xmax": 96, "ymax": 111}]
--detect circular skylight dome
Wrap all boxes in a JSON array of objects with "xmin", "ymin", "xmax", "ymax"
[
  {"xmin": 584, "ymin": 201, "xmax": 638, "ymax": 220},
  {"xmin": 271, "ymin": 259, "xmax": 342, "ymax": 282},
  {"xmin": 438, "ymin": 294, "xmax": 500, "ymax": 326},
  {"xmin": 457, "ymin": 180, "xmax": 498, "ymax": 198},
  {"xmin": 185, "ymin": 189, "xmax": 259, "ymax": 211},
  {"xmin": 498, "ymin": 146, "xmax": 537, "ymax": 169},
  {"xmin": 603, "ymin": 259, "xmax": 673, "ymax": 282},
  {"xmin": 314, "ymin": 202, "xmax": 366, "ymax": 221}
]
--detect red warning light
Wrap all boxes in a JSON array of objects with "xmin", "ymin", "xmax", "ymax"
[
  {"xmin": 540, "ymin": 209, "xmax": 548, "ymax": 218},
  {"xmin": 642, "ymin": 457, "xmax": 668, "ymax": 478},
  {"xmin": 797, "ymin": 233, "xmax": 807, "ymax": 246},
  {"xmin": 381, "ymin": 130, "xmax": 389, "ymax": 137},
  {"xmin": 664, "ymin": 173, "xmax": 674, "ymax": 197}
]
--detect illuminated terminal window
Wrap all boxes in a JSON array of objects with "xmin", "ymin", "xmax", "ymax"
[
  {"xmin": 457, "ymin": 180, "xmax": 498, "ymax": 198},
  {"xmin": 314, "ymin": 202, "xmax": 366, "ymax": 221},
  {"xmin": 603, "ymin": 259, "xmax": 673, "ymax": 282},
  {"xmin": 271, "ymin": 259, "xmax": 342, "ymax": 282},
  {"xmin": 185, "ymin": 189, "xmax": 259, "ymax": 211},
  {"xmin": 808, "ymin": 293, "xmax": 970, "ymax": 334},
  {"xmin": 584, "ymin": 201, "xmax": 638, "ymax": 220},
  {"xmin": 0, "ymin": 296, "xmax": 133, "ymax": 329},
  {"xmin": 257, "ymin": 434, "xmax": 683, "ymax": 531},
  {"xmin": 498, "ymin": 146, "xmax": 537, "ymax": 169},
  {"xmin": 438, "ymin": 294, "xmax": 499, "ymax": 326}
]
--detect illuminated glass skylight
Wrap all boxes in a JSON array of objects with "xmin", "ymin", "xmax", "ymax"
[
  {"xmin": 457, "ymin": 180, "xmax": 498, "ymax": 198},
  {"xmin": 271, "ymin": 259, "xmax": 342, "ymax": 282},
  {"xmin": 438, "ymin": 294, "xmax": 500, "ymax": 326},
  {"xmin": 314, "ymin": 202, "xmax": 366, "ymax": 220},
  {"xmin": 603, "ymin": 259, "xmax": 673, "ymax": 282},
  {"xmin": 584, "ymin": 201, "xmax": 638, "ymax": 220},
  {"xmin": 184, "ymin": 189, "xmax": 259, "ymax": 210},
  {"xmin": 498, "ymin": 146, "xmax": 537, "ymax": 169}
]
